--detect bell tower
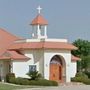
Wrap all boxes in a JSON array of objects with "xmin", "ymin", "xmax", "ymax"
[{"xmin": 31, "ymin": 6, "xmax": 48, "ymax": 39}]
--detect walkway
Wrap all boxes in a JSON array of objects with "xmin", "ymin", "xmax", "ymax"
[{"xmin": 17, "ymin": 85, "xmax": 90, "ymax": 90}]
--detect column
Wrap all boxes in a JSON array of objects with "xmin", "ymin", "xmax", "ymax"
[
  {"xmin": 44, "ymin": 26, "xmax": 47, "ymax": 38},
  {"xmin": 37, "ymin": 25, "xmax": 41, "ymax": 38}
]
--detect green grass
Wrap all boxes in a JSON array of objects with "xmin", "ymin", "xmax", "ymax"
[
  {"xmin": 0, "ymin": 82, "xmax": 42, "ymax": 90},
  {"xmin": 0, "ymin": 83, "xmax": 23, "ymax": 90},
  {"xmin": 0, "ymin": 82, "xmax": 36, "ymax": 90}
]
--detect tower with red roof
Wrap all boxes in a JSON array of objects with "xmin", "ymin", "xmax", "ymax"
[{"xmin": 31, "ymin": 6, "xmax": 48, "ymax": 39}]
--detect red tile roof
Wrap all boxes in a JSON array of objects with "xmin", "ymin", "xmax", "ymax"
[
  {"xmin": 71, "ymin": 55, "xmax": 81, "ymax": 61},
  {"xmin": 9, "ymin": 42, "xmax": 77, "ymax": 50},
  {"xmin": 0, "ymin": 51, "xmax": 30, "ymax": 60},
  {"xmin": 0, "ymin": 28, "xmax": 78, "ymax": 61},
  {"xmin": 0, "ymin": 28, "xmax": 19, "ymax": 56},
  {"xmin": 0, "ymin": 28, "xmax": 29, "ymax": 61},
  {"xmin": 31, "ymin": 15, "xmax": 48, "ymax": 25}
]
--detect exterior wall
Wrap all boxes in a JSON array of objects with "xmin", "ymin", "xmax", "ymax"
[
  {"xmin": 12, "ymin": 48, "xmax": 75, "ymax": 83},
  {"xmin": 13, "ymin": 61, "xmax": 30, "ymax": 78},
  {"xmin": 70, "ymin": 61, "xmax": 77, "ymax": 77},
  {"xmin": 0, "ymin": 61, "xmax": 10, "ymax": 81},
  {"xmin": 13, "ymin": 38, "xmax": 73, "ymax": 81},
  {"xmin": 3, "ymin": 61, "xmax": 10, "ymax": 79},
  {"xmin": 44, "ymin": 49, "xmax": 71, "ymax": 82},
  {"xmin": 12, "ymin": 49, "xmax": 44, "ymax": 78},
  {"xmin": 12, "ymin": 47, "xmax": 76, "ymax": 83},
  {"xmin": 0, "ymin": 61, "xmax": 3, "ymax": 81},
  {"xmin": 16, "ymin": 38, "xmax": 68, "ymax": 43}
]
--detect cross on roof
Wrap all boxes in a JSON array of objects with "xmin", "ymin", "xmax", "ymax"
[{"xmin": 37, "ymin": 6, "xmax": 42, "ymax": 14}]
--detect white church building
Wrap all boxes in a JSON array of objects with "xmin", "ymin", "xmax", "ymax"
[{"xmin": 0, "ymin": 6, "xmax": 80, "ymax": 82}]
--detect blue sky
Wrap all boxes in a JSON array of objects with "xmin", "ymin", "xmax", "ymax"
[{"xmin": 0, "ymin": 0, "xmax": 90, "ymax": 42}]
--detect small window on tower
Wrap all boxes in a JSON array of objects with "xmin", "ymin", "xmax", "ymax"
[{"xmin": 29, "ymin": 65, "xmax": 36, "ymax": 72}]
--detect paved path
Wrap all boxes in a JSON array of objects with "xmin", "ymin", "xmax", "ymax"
[{"xmin": 18, "ymin": 85, "xmax": 90, "ymax": 90}]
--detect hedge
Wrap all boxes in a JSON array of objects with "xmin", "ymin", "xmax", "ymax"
[{"xmin": 9, "ymin": 77, "xmax": 58, "ymax": 86}]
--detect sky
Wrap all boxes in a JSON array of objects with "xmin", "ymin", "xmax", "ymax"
[{"xmin": 0, "ymin": 0, "xmax": 90, "ymax": 42}]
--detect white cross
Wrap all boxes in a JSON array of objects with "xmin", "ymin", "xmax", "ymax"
[{"xmin": 37, "ymin": 6, "xmax": 42, "ymax": 14}]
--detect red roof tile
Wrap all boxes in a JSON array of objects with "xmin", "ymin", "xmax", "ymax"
[
  {"xmin": 0, "ymin": 51, "xmax": 30, "ymax": 60},
  {"xmin": 31, "ymin": 15, "xmax": 48, "ymax": 25},
  {"xmin": 71, "ymin": 55, "xmax": 81, "ymax": 61},
  {"xmin": 0, "ymin": 28, "xmax": 19, "ymax": 56},
  {"xmin": 9, "ymin": 42, "xmax": 77, "ymax": 50}
]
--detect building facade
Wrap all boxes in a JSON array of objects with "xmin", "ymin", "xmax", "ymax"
[{"xmin": 0, "ymin": 6, "xmax": 80, "ymax": 82}]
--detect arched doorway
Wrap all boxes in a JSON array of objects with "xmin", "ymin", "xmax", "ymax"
[{"xmin": 49, "ymin": 55, "xmax": 65, "ymax": 82}]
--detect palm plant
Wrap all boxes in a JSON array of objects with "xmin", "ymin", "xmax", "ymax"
[{"xmin": 27, "ymin": 71, "xmax": 42, "ymax": 80}]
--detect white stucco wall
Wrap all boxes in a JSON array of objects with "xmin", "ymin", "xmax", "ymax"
[
  {"xmin": 12, "ymin": 47, "xmax": 75, "ymax": 83},
  {"xmin": 70, "ymin": 61, "xmax": 77, "ymax": 78},
  {"xmin": 44, "ymin": 49, "xmax": 71, "ymax": 82},
  {"xmin": 12, "ymin": 49, "xmax": 44, "ymax": 78},
  {"xmin": 12, "ymin": 49, "xmax": 72, "ymax": 82},
  {"xmin": 13, "ymin": 61, "xmax": 30, "ymax": 78}
]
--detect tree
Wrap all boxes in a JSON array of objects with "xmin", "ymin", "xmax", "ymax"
[
  {"xmin": 81, "ymin": 55, "xmax": 90, "ymax": 72},
  {"xmin": 72, "ymin": 39, "xmax": 90, "ymax": 72},
  {"xmin": 72, "ymin": 39, "xmax": 90, "ymax": 56}
]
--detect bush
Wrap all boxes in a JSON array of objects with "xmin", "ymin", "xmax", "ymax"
[
  {"xmin": 6, "ymin": 73, "xmax": 15, "ymax": 82},
  {"xmin": 29, "ymin": 79, "xmax": 58, "ymax": 86},
  {"xmin": 9, "ymin": 77, "xmax": 58, "ymax": 86},
  {"xmin": 71, "ymin": 72, "xmax": 90, "ymax": 85},
  {"xmin": 71, "ymin": 77, "xmax": 86, "ymax": 82},
  {"xmin": 71, "ymin": 77, "xmax": 90, "ymax": 85},
  {"xmin": 9, "ymin": 77, "xmax": 16, "ymax": 83},
  {"xmin": 83, "ymin": 79, "xmax": 90, "ymax": 85},
  {"xmin": 27, "ymin": 71, "xmax": 42, "ymax": 80},
  {"xmin": 75, "ymin": 72, "xmax": 88, "ymax": 79},
  {"xmin": 10, "ymin": 77, "xmax": 29, "ymax": 85},
  {"xmin": 84, "ymin": 71, "xmax": 90, "ymax": 78},
  {"xmin": 9, "ymin": 77, "xmax": 30, "ymax": 85}
]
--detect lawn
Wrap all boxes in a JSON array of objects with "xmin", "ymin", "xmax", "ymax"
[
  {"xmin": 0, "ymin": 82, "xmax": 34, "ymax": 90},
  {"xmin": 0, "ymin": 83, "xmax": 23, "ymax": 90}
]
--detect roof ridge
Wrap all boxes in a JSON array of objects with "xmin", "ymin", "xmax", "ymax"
[{"xmin": 0, "ymin": 28, "xmax": 21, "ymax": 39}]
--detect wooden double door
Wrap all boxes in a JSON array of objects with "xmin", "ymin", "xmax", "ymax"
[{"xmin": 50, "ymin": 64, "xmax": 62, "ymax": 82}]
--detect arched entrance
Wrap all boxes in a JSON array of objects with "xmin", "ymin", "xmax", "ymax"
[{"xmin": 49, "ymin": 55, "xmax": 66, "ymax": 82}]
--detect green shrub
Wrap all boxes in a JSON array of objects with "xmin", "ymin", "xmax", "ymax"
[
  {"xmin": 29, "ymin": 79, "xmax": 58, "ymax": 86},
  {"xmin": 75, "ymin": 72, "xmax": 88, "ymax": 79},
  {"xmin": 71, "ymin": 77, "xmax": 85, "ymax": 82},
  {"xmin": 83, "ymin": 79, "xmax": 90, "ymax": 85},
  {"xmin": 49, "ymin": 80, "xmax": 58, "ymax": 86},
  {"xmin": 71, "ymin": 76, "xmax": 90, "ymax": 85},
  {"xmin": 27, "ymin": 71, "xmax": 42, "ymax": 80},
  {"xmin": 9, "ymin": 77, "xmax": 30, "ymax": 85},
  {"xmin": 84, "ymin": 71, "xmax": 90, "ymax": 78},
  {"xmin": 71, "ymin": 72, "xmax": 90, "ymax": 85},
  {"xmin": 9, "ymin": 77, "xmax": 58, "ymax": 86},
  {"xmin": 9, "ymin": 77, "xmax": 16, "ymax": 83},
  {"xmin": 6, "ymin": 73, "xmax": 15, "ymax": 82}
]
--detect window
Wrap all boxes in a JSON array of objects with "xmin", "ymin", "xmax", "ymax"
[{"xmin": 29, "ymin": 65, "xmax": 36, "ymax": 72}]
